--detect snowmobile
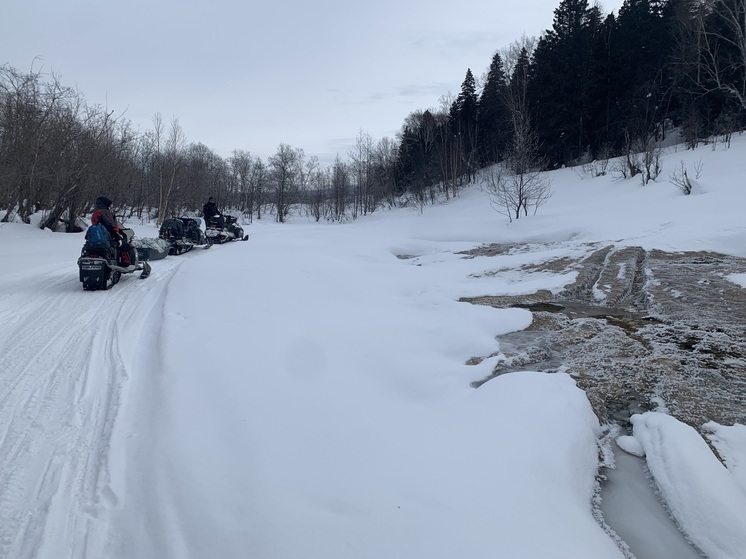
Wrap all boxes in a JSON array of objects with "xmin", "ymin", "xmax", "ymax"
[
  {"xmin": 78, "ymin": 225, "xmax": 151, "ymax": 290},
  {"xmin": 204, "ymin": 214, "xmax": 249, "ymax": 244},
  {"xmin": 159, "ymin": 217, "xmax": 211, "ymax": 254}
]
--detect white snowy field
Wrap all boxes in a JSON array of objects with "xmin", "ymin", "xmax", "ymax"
[{"xmin": 1, "ymin": 135, "xmax": 745, "ymax": 559}]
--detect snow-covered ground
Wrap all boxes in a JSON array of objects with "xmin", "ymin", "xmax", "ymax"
[{"xmin": 1, "ymin": 135, "xmax": 745, "ymax": 558}]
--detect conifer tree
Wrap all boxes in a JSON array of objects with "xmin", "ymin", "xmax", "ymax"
[
  {"xmin": 585, "ymin": 12, "xmax": 620, "ymax": 156},
  {"xmin": 612, "ymin": 0, "xmax": 673, "ymax": 144},
  {"xmin": 477, "ymin": 52, "xmax": 510, "ymax": 165},
  {"xmin": 529, "ymin": 0, "xmax": 601, "ymax": 165},
  {"xmin": 450, "ymin": 69, "xmax": 479, "ymax": 178}
]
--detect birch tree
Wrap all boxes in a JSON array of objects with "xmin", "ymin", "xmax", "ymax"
[
  {"xmin": 155, "ymin": 115, "xmax": 186, "ymax": 225},
  {"xmin": 700, "ymin": 0, "xmax": 746, "ymax": 111}
]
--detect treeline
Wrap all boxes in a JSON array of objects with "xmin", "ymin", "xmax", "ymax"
[
  {"xmin": 0, "ymin": 61, "xmax": 402, "ymax": 230},
  {"xmin": 400, "ymin": 0, "xmax": 745, "ymax": 196},
  {"xmin": 1, "ymin": 0, "xmax": 744, "ymax": 230}
]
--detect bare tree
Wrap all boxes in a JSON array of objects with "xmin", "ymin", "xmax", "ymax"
[
  {"xmin": 486, "ymin": 43, "xmax": 551, "ymax": 221},
  {"xmin": 500, "ymin": 35, "xmax": 538, "ymax": 78},
  {"xmin": 434, "ymin": 94, "xmax": 462, "ymax": 199},
  {"xmin": 494, "ymin": 133, "xmax": 552, "ymax": 220},
  {"xmin": 229, "ymin": 149, "xmax": 254, "ymax": 216},
  {"xmin": 155, "ymin": 115, "xmax": 186, "ymax": 225},
  {"xmin": 699, "ymin": 0, "xmax": 746, "ymax": 111},
  {"xmin": 268, "ymin": 144, "xmax": 300, "ymax": 223},
  {"xmin": 40, "ymin": 104, "xmax": 127, "ymax": 231},
  {"xmin": 306, "ymin": 165, "xmax": 328, "ymax": 222},
  {"xmin": 298, "ymin": 152, "xmax": 319, "ymax": 209},
  {"xmin": 637, "ymin": 137, "xmax": 664, "ymax": 185},
  {"xmin": 349, "ymin": 129, "xmax": 379, "ymax": 217},
  {"xmin": 372, "ymin": 136, "xmax": 399, "ymax": 208},
  {"xmin": 330, "ymin": 155, "xmax": 349, "ymax": 222},
  {"xmin": 182, "ymin": 142, "xmax": 224, "ymax": 213},
  {"xmin": 0, "ymin": 66, "xmax": 74, "ymax": 223},
  {"xmin": 670, "ymin": 160, "xmax": 695, "ymax": 194},
  {"xmin": 250, "ymin": 158, "xmax": 268, "ymax": 221}
]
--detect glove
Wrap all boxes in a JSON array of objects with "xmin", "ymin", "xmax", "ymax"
[{"xmin": 116, "ymin": 232, "xmax": 125, "ymax": 247}]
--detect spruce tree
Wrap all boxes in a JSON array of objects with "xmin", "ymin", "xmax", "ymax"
[
  {"xmin": 451, "ymin": 69, "xmax": 480, "ymax": 178},
  {"xmin": 529, "ymin": 0, "xmax": 601, "ymax": 165},
  {"xmin": 477, "ymin": 52, "xmax": 510, "ymax": 165},
  {"xmin": 586, "ymin": 12, "xmax": 621, "ymax": 157},
  {"xmin": 612, "ymin": 0, "xmax": 674, "ymax": 144}
]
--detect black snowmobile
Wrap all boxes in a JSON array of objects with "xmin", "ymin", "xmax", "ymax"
[
  {"xmin": 78, "ymin": 225, "xmax": 151, "ymax": 290},
  {"xmin": 159, "ymin": 217, "xmax": 211, "ymax": 254},
  {"xmin": 204, "ymin": 214, "xmax": 249, "ymax": 244}
]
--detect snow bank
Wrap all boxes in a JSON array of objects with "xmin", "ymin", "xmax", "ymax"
[
  {"xmin": 630, "ymin": 412, "xmax": 746, "ymax": 559},
  {"xmin": 705, "ymin": 422, "xmax": 746, "ymax": 492}
]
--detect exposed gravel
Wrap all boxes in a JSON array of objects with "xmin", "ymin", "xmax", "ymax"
[{"xmin": 461, "ymin": 244, "xmax": 746, "ymax": 431}]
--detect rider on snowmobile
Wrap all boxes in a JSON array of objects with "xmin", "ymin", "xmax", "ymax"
[
  {"xmin": 203, "ymin": 196, "xmax": 225, "ymax": 231},
  {"xmin": 203, "ymin": 196, "xmax": 222, "ymax": 225},
  {"xmin": 203, "ymin": 196, "xmax": 220, "ymax": 221},
  {"xmin": 91, "ymin": 196, "xmax": 133, "ymax": 266}
]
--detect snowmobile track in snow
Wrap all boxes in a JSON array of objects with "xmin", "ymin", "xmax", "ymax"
[{"xmin": 0, "ymin": 258, "xmax": 179, "ymax": 559}]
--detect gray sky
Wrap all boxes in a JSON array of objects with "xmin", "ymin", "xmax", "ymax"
[{"xmin": 2, "ymin": 0, "xmax": 624, "ymax": 164}]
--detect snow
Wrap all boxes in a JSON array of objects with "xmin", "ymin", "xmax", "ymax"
[
  {"xmin": 599, "ymin": 441, "xmax": 705, "ymax": 559},
  {"xmin": 1, "ymin": 134, "xmax": 746, "ymax": 558},
  {"xmin": 704, "ymin": 423, "xmax": 746, "ymax": 492},
  {"xmin": 616, "ymin": 435, "xmax": 645, "ymax": 457},
  {"xmin": 630, "ymin": 413, "xmax": 746, "ymax": 559},
  {"xmin": 727, "ymin": 273, "xmax": 746, "ymax": 288}
]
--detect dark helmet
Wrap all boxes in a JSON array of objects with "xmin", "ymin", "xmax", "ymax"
[{"xmin": 96, "ymin": 196, "xmax": 113, "ymax": 209}]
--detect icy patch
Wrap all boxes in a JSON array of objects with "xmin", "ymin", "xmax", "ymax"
[
  {"xmin": 726, "ymin": 273, "xmax": 746, "ymax": 288},
  {"xmin": 600, "ymin": 442, "xmax": 705, "ymax": 559}
]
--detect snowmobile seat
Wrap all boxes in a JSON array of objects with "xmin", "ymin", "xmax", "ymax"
[{"xmin": 207, "ymin": 215, "xmax": 225, "ymax": 230}]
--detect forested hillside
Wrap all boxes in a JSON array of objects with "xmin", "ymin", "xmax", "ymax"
[{"xmin": 1, "ymin": 0, "xmax": 744, "ymax": 229}]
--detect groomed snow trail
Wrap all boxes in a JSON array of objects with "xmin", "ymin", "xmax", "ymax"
[{"xmin": 0, "ymin": 234, "xmax": 180, "ymax": 559}]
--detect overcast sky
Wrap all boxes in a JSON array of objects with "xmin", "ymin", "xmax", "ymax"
[{"xmin": 2, "ymin": 0, "xmax": 624, "ymax": 164}]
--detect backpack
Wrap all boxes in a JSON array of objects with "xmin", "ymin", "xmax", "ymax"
[
  {"xmin": 180, "ymin": 217, "xmax": 200, "ymax": 231},
  {"xmin": 160, "ymin": 218, "xmax": 185, "ymax": 239},
  {"xmin": 86, "ymin": 224, "xmax": 111, "ymax": 250}
]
